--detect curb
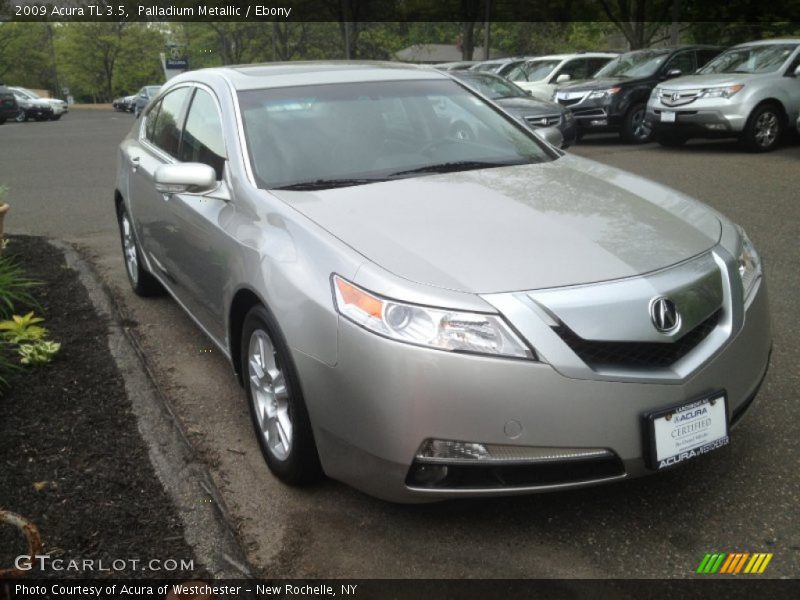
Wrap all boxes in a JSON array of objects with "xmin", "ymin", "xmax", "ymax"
[{"xmin": 49, "ymin": 239, "xmax": 253, "ymax": 579}]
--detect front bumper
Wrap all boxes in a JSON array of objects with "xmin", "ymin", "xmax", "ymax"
[
  {"xmin": 646, "ymin": 103, "xmax": 748, "ymax": 137},
  {"xmin": 296, "ymin": 278, "xmax": 771, "ymax": 502}
]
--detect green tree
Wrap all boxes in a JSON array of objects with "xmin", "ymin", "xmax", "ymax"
[{"xmin": 56, "ymin": 22, "xmax": 128, "ymax": 102}]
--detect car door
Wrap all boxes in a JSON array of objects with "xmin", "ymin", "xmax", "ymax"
[
  {"xmin": 127, "ymin": 86, "xmax": 192, "ymax": 291},
  {"xmin": 782, "ymin": 50, "xmax": 800, "ymax": 122},
  {"xmin": 161, "ymin": 86, "xmax": 234, "ymax": 341}
]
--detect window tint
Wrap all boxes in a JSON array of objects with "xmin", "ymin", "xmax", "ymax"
[
  {"xmin": 151, "ymin": 87, "xmax": 190, "ymax": 157},
  {"xmin": 555, "ymin": 59, "xmax": 590, "ymax": 81},
  {"xmin": 697, "ymin": 49, "xmax": 721, "ymax": 68},
  {"xmin": 144, "ymin": 100, "xmax": 161, "ymax": 142},
  {"xmin": 589, "ymin": 58, "xmax": 612, "ymax": 76},
  {"xmin": 664, "ymin": 51, "xmax": 695, "ymax": 76},
  {"xmin": 180, "ymin": 89, "xmax": 226, "ymax": 180}
]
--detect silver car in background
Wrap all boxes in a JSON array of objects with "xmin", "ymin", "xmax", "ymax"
[
  {"xmin": 115, "ymin": 62, "xmax": 771, "ymax": 502},
  {"xmin": 647, "ymin": 39, "xmax": 800, "ymax": 151}
]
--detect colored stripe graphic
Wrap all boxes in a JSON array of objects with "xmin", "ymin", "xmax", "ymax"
[{"xmin": 699, "ymin": 552, "xmax": 773, "ymax": 574}]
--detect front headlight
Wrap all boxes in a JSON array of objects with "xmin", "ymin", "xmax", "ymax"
[
  {"xmin": 332, "ymin": 275, "xmax": 535, "ymax": 360},
  {"xmin": 588, "ymin": 87, "xmax": 621, "ymax": 100},
  {"xmin": 700, "ymin": 84, "xmax": 744, "ymax": 99},
  {"xmin": 737, "ymin": 226, "xmax": 761, "ymax": 301}
]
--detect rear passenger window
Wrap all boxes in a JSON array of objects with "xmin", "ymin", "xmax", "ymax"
[
  {"xmin": 180, "ymin": 89, "xmax": 227, "ymax": 180},
  {"xmin": 151, "ymin": 87, "xmax": 190, "ymax": 157}
]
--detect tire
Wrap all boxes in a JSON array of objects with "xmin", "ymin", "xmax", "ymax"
[
  {"xmin": 15, "ymin": 110, "xmax": 26, "ymax": 123},
  {"xmin": 241, "ymin": 304, "xmax": 322, "ymax": 486},
  {"xmin": 0, "ymin": 117, "xmax": 6, "ymax": 125},
  {"xmin": 50, "ymin": 114, "xmax": 61, "ymax": 121},
  {"xmin": 741, "ymin": 104, "xmax": 783, "ymax": 152},
  {"xmin": 116, "ymin": 203, "xmax": 164, "ymax": 296},
  {"xmin": 656, "ymin": 131, "xmax": 688, "ymax": 147},
  {"xmin": 620, "ymin": 103, "xmax": 653, "ymax": 144}
]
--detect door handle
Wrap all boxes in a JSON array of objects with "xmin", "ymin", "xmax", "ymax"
[{"xmin": 129, "ymin": 155, "xmax": 140, "ymax": 172}]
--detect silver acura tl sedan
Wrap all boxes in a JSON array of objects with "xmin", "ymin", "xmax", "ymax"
[{"xmin": 115, "ymin": 62, "xmax": 771, "ymax": 502}]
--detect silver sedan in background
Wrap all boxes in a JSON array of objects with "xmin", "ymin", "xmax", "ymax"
[{"xmin": 115, "ymin": 62, "xmax": 771, "ymax": 502}]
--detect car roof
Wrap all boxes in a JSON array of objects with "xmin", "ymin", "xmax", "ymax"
[
  {"xmin": 181, "ymin": 61, "xmax": 449, "ymax": 91},
  {"xmin": 732, "ymin": 38, "xmax": 800, "ymax": 47},
  {"xmin": 526, "ymin": 53, "xmax": 618, "ymax": 61}
]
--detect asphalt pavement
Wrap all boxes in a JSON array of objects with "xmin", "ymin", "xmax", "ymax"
[{"xmin": 1, "ymin": 110, "xmax": 798, "ymax": 578}]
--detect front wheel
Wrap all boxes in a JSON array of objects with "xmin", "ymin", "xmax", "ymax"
[
  {"xmin": 242, "ymin": 305, "xmax": 322, "ymax": 486},
  {"xmin": 116, "ymin": 203, "xmax": 164, "ymax": 297},
  {"xmin": 742, "ymin": 104, "xmax": 783, "ymax": 152},
  {"xmin": 621, "ymin": 104, "xmax": 653, "ymax": 144},
  {"xmin": 15, "ymin": 110, "xmax": 26, "ymax": 123},
  {"xmin": 50, "ymin": 114, "xmax": 61, "ymax": 121}
]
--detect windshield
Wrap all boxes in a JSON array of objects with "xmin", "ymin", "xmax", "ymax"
[
  {"xmin": 456, "ymin": 75, "xmax": 525, "ymax": 99},
  {"xmin": 699, "ymin": 43, "xmax": 798, "ymax": 74},
  {"xmin": 239, "ymin": 79, "xmax": 554, "ymax": 190},
  {"xmin": 508, "ymin": 60, "xmax": 560, "ymax": 82},
  {"xmin": 594, "ymin": 50, "xmax": 670, "ymax": 78},
  {"xmin": 145, "ymin": 86, "xmax": 160, "ymax": 96}
]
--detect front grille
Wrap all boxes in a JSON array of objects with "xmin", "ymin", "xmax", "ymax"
[
  {"xmin": 405, "ymin": 455, "xmax": 624, "ymax": 489},
  {"xmin": 524, "ymin": 114, "xmax": 561, "ymax": 127},
  {"xmin": 553, "ymin": 309, "xmax": 722, "ymax": 370},
  {"xmin": 659, "ymin": 89, "xmax": 702, "ymax": 107}
]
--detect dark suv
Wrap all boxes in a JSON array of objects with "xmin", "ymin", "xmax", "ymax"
[
  {"xmin": 555, "ymin": 46, "xmax": 722, "ymax": 143},
  {"xmin": 0, "ymin": 84, "xmax": 19, "ymax": 125}
]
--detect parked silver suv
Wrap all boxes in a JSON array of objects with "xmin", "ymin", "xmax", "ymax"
[{"xmin": 647, "ymin": 39, "xmax": 800, "ymax": 151}]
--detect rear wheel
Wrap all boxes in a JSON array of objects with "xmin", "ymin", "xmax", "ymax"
[
  {"xmin": 242, "ymin": 305, "xmax": 322, "ymax": 485},
  {"xmin": 621, "ymin": 104, "xmax": 653, "ymax": 144},
  {"xmin": 116, "ymin": 203, "xmax": 164, "ymax": 296},
  {"xmin": 742, "ymin": 104, "xmax": 783, "ymax": 152}
]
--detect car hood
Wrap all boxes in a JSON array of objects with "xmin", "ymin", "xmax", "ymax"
[
  {"xmin": 272, "ymin": 155, "xmax": 721, "ymax": 294},
  {"xmin": 559, "ymin": 77, "xmax": 633, "ymax": 92},
  {"xmin": 20, "ymin": 98, "xmax": 51, "ymax": 108},
  {"xmin": 495, "ymin": 96, "xmax": 563, "ymax": 114},
  {"xmin": 657, "ymin": 72, "xmax": 762, "ymax": 89}
]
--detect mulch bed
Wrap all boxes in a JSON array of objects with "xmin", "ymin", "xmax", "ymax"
[{"xmin": 0, "ymin": 235, "xmax": 202, "ymax": 579}]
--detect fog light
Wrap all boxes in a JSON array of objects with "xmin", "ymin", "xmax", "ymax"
[
  {"xmin": 590, "ymin": 119, "xmax": 608, "ymax": 126},
  {"xmin": 411, "ymin": 464, "xmax": 449, "ymax": 485},
  {"xmin": 705, "ymin": 123, "xmax": 726, "ymax": 130}
]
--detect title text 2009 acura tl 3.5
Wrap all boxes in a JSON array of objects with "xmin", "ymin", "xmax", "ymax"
[{"xmin": 115, "ymin": 63, "xmax": 770, "ymax": 502}]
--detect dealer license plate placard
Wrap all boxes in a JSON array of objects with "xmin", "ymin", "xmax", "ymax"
[{"xmin": 647, "ymin": 394, "xmax": 729, "ymax": 470}]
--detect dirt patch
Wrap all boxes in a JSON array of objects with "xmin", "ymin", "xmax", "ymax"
[{"xmin": 0, "ymin": 235, "xmax": 203, "ymax": 579}]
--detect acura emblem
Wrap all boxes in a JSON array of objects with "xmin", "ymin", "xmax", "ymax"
[
  {"xmin": 671, "ymin": 92, "xmax": 680, "ymax": 101},
  {"xmin": 650, "ymin": 297, "xmax": 681, "ymax": 333}
]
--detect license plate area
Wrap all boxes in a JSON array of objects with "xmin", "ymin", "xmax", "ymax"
[
  {"xmin": 661, "ymin": 110, "xmax": 676, "ymax": 122},
  {"xmin": 645, "ymin": 393, "xmax": 729, "ymax": 470}
]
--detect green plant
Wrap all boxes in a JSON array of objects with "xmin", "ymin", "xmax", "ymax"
[
  {"xmin": 18, "ymin": 340, "xmax": 61, "ymax": 366},
  {"xmin": 0, "ymin": 312, "xmax": 48, "ymax": 344},
  {"xmin": 0, "ymin": 255, "xmax": 38, "ymax": 319}
]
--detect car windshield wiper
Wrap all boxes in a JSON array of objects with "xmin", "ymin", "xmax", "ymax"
[
  {"xmin": 389, "ymin": 160, "xmax": 528, "ymax": 178},
  {"xmin": 272, "ymin": 177, "xmax": 386, "ymax": 191}
]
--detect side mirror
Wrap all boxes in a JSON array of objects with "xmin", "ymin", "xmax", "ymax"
[
  {"xmin": 533, "ymin": 126, "xmax": 565, "ymax": 149},
  {"xmin": 666, "ymin": 69, "xmax": 683, "ymax": 79},
  {"xmin": 154, "ymin": 163, "xmax": 216, "ymax": 195},
  {"xmin": 555, "ymin": 73, "xmax": 571, "ymax": 84},
  {"xmin": 526, "ymin": 90, "xmax": 533, "ymax": 96}
]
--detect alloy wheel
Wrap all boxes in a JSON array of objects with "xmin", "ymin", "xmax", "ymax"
[
  {"xmin": 754, "ymin": 111, "xmax": 779, "ymax": 148},
  {"xmin": 631, "ymin": 108, "xmax": 651, "ymax": 142},
  {"xmin": 120, "ymin": 212, "xmax": 139, "ymax": 286},
  {"xmin": 248, "ymin": 329, "xmax": 293, "ymax": 461}
]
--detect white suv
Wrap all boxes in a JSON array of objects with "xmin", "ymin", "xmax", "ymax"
[
  {"xmin": 647, "ymin": 39, "xmax": 800, "ymax": 151},
  {"xmin": 507, "ymin": 53, "xmax": 618, "ymax": 101}
]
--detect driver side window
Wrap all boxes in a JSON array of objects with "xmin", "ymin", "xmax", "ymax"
[{"xmin": 664, "ymin": 52, "xmax": 695, "ymax": 76}]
